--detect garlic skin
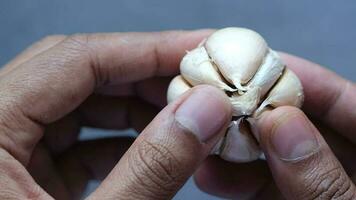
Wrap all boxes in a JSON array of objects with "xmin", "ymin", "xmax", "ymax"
[
  {"xmin": 246, "ymin": 49, "xmax": 285, "ymax": 98},
  {"xmin": 230, "ymin": 87, "xmax": 261, "ymax": 116},
  {"xmin": 219, "ymin": 119, "xmax": 261, "ymax": 162},
  {"xmin": 205, "ymin": 27, "xmax": 268, "ymax": 91},
  {"xmin": 167, "ymin": 27, "xmax": 304, "ymax": 163},
  {"xmin": 180, "ymin": 46, "xmax": 236, "ymax": 92},
  {"xmin": 167, "ymin": 75, "xmax": 191, "ymax": 103},
  {"xmin": 254, "ymin": 68, "xmax": 304, "ymax": 116}
]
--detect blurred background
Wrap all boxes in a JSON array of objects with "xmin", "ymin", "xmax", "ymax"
[{"xmin": 0, "ymin": 1, "xmax": 355, "ymax": 199}]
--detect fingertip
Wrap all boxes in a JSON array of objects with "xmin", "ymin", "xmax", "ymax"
[
  {"xmin": 257, "ymin": 106, "xmax": 304, "ymax": 139},
  {"xmin": 192, "ymin": 85, "xmax": 232, "ymax": 114},
  {"xmin": 257, "ymin": 106, "xmax": 320, "ymax": 161},
  {"xmin": 174, "ymin": 85, "xmax": 232, "ymax": 143}
]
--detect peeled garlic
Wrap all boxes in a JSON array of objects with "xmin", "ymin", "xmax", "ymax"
[{"xmin": 167, "ymin": 27, "xmax": 304, "ymax": 163}]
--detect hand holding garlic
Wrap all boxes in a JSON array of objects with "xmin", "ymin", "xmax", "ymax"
[{"xmin": 167, "ymin": 27, "xmax": 304, "ymax": 162}]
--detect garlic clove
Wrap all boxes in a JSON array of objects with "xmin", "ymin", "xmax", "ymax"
[
  {"xmin": 167, "ymin": 75, "xmax": 192, "ymax": 103},
  {"xmin": 254, "ymin": 68, "xmax": 304, "ymax": 116},
  {"xmin": 211, "ymin": 136, "xmax": 224, "ymax": 155},
  {"xmin": 219, "ymin": 119, "xmax": 261, "ymax": 162},
  {"xmin": 230, "ymin": 87, "xmax": 261, "ymax": 116},
  {"xmin": 205, "ymin": 27, "xmax": 268, "ymax": 91},
  {"xmin": 180, "ymin": 46, "xmax": 236, "ymax": 92},
  {"xmin": 246, "ymin": 49, "xmax": 285, "ymax": 98}
]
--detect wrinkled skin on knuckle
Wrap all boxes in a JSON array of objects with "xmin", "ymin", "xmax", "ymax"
[
  {"xmin": 287, "ymin": 151, "xmax": 356, "ymax": 200},
  {"xmin": 63, "ymin": 34, "xmax": 112, "ymax": 86},
  {"xmin": 119, "ymin": 117, "xmax": 202, "ymax": 199},
  {"xmin": 0, "ymin": 100, "xmax": 42, "ymax": 165},
  {"xmin": 125, "ymin": 139, "xmax": 186, "ymax": 199}
]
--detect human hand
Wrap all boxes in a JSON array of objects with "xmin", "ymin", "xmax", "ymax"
[
  {"xmin": 194, "ymin": 53, "xmax": 356, "ymax": 199},
  {"xmin": 0, "ymin": 30, "xmax": 234, "ymax": 199}
]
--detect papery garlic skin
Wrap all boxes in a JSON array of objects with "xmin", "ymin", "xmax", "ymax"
[
  {"xmin": 205, "ymin": 27, "xmax": 268, "ymax": 91},
  {"xmin": 254, "ymin": 68, "xmax": 304, "ymax": 116},
  {"xmin": 246, "ymin": 49, "xmax": 285, "ymax": 97},
  {"xmin": 180, "ymin": 47, "xmax": 236, "ymax": 92},
  {"xmin": 167, "ymin": 27, "xmax": 304, "ymax": 163},
  {"xmin": 219, "ymin": 119, "xmax": 261, "ymax": 162},
  {"xmin": 230, "ymin": 87, "xmax": 261, "ymax": 116}
]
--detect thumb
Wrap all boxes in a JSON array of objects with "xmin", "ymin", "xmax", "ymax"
[
  {"xmin": 257, "ymin": 106, "xmax": 356, "ymax": 200},
  {"xmin": 88, "ymin": 85, "xmax": 232, "ymax": 200}
]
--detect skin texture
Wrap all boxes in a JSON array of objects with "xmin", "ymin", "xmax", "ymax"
[
  {"xmin": 195, "ymin": 52, "xmax": 356, "ymax": 199},
  {"xmin": 0, "ymin": 30, "xmax": 234, "ymax": 200},
  {"xmin": 0, "ymin": 29, "xmax": 355, "ymax": 200}
]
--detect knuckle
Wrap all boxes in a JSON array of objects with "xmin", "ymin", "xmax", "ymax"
[
  {"xmin": 63, "ymin": 34, "xmax": 108, "ymax": 85},
  {"xmin": 0, "ymin": 105, "xmax": 35, "ymax": 164},
  {"xmin": 39, "ymin": 34, "xmax": 66, "ymax": 44},
  {"xmin": 127, "ymin": 139, "xmax": 184, "ymax": 198},
  {"xmin": 62, "ymin": 33, "xmax": 94, "ymax": 58},
  {"xmin": 65, "ymin": 33, "xmax": 91, "ymax": 50},
  {"xmin": 302, "ymin": 164, "xmax": 356, "ymax": 200}
]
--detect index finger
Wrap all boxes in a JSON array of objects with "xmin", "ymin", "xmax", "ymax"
[
  {"xmin": 280, "ymin": 52, "xmax": 356, "ymax": 141},
  {"xmin": 0, "ymin": 30, "xmax": 212, "ymax": 165}
]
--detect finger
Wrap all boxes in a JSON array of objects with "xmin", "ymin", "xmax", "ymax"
[
  {"xmin": 96, "ymin": 77, "xmax": 172, "ymax": 108},
  {"xmin": 43, "ymin": 95, "xmax": 158, "ymax": 155},
  {"xmin": 257, "ymin": 106, "xmax": 356, "ymax": 199},
  {"xmin": 28, "ymin": 143, "xmax": 70, "ymax": 199},
  {"xmin": 1, "ymin": 35, "xmax": 66, "ymax": 75},
  {"xmin": 317, "ymin": 123, "xmax": 356, "ymax": 180},
  {"xmin": 79, "ymin": 94, "xmax": 159, "ymax": 132},
  {"xmin": 28, "ymin": 138, "xmax": 133, "ymax": 199},
  {"xmin": 194, "ymin": 122, "xmax": 356, "ymax": 199},
  {"xmin": 54, "ymin": 138, "xmax": 133, "ymax": 200},
  {"xmin": 43, "ymin": 112, "xmax": 81, "ymax": 154},
  {"xmin": 0, "ymin": 148, "xmax": 52, "ymax": 199},
  {"xmin": 281, "ymin": 53, "xmax": 356, "ymax": 141},
  {"xmin": 194, "ymin": 156, "xmax": 271, "ymax": 199},
  {"xmin": 0, "ymin": 30, "xmax": 212, "ymax": 165},
  {"xmin": 89, "ymin": 86, "xmax": 232, "ymax": 199}
]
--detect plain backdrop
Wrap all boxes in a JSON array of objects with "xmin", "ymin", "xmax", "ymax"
[{"xmin": 0, "ymin": 1, "xmax": 355, "ymax": 199}]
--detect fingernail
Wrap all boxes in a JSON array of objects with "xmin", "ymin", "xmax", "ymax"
[
  {"xmin": 175, "ymin": 87, "xmax": 230, "ymax": 143},
  {"xmin": 271, "ymin": 113, "xmax": 319, "ymax": 160}
]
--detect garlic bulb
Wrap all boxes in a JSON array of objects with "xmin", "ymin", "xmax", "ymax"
[{"xmin": 167, "ymin": 27, "xmax": 304, "ymax": 163}]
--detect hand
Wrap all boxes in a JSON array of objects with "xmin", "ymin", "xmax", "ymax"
[
  {"xmin": 194, "ymin": 53, "xmax": 356, "ymax": 199},
  {"xmin": 0, "ymin": 30, "xmax": 233, "ymax": 199}
]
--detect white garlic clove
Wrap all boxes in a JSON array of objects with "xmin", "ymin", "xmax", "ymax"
[
  {"xmin": 230, "ymin": 87, "xmax": 261, "ymax": 116},
  {"xmin": 219, "ymin": 119, "xmax": 261, "ymax": 162},
  {"xmin": 246, "ymin": 49, "xmax": 285, "ymax": 98},
  {"xmin": 167, "ymin": 75, "xmax": 192, "ymax": 103},
  {"xmin": 205, "ymin": 27, "xmax": 268, "ymax": 91},
  {"xmin": 210, "ymin": 136, "xmax": 224, "ymax": 155},
  {"xmin": 254, "ymin": 68, "xmax": 304, "ymax": 116},
  {"xmin": 180, "ymin": 46, "xmax": 236, "ymax": 92}
]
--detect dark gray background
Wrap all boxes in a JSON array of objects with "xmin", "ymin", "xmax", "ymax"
[
  {"xmin": 0, "ymin": 1, "xmax": 355, "ymax": 199},
  {"xmin": 1, "ymin": 0, "xmax": 355, "ymax": 80}
]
